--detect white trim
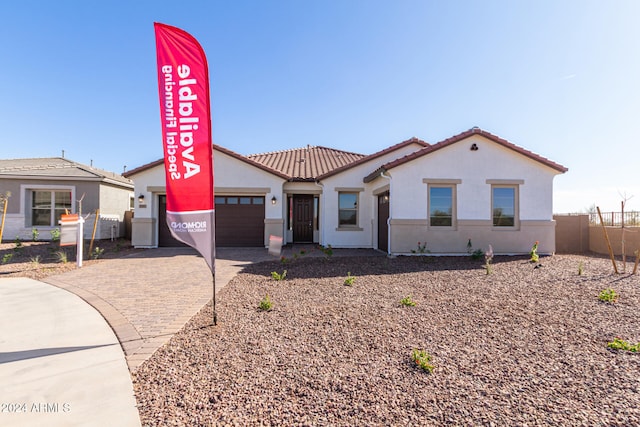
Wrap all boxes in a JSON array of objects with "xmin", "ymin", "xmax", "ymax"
[
  {"xmin": 334, "ymin": 187, "xmax": 364, "ymax": 193},
  {"xmin": 20, "ymin": 184, "xmax": 76, "ymax": 215}
]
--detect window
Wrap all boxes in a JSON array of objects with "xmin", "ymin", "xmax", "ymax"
[
  {"xmin": 338, "ymin": 192, "xmax": 358, "ymax": 227},
  {"xmin": 429, "ymin": 186, "xmax": 453, "ymax": 227},
  {"xmin": 32, "ymin": 190, "xmax": 72, "ymax": 226},
  {"xmin": 492, "ymin": 186, "xmax": 516, "ymax": 227},
  {"xmin": 215, "ymin": 196, "xmax": 264, "ymax": 205}
]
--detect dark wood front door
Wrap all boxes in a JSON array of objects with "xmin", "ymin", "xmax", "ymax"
[
  {"xmin": 293, "ymin": 195, "xmax": 314, "ymax": 243},
  {"xmin": 378, "ymin": 192, "xmax": 389, "ymax": 252}
]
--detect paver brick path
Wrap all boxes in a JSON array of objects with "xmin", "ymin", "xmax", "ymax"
[
  {"xmin": 44, "ymin": 247, "xmax": 273, "ymax": 372},
  {"xmin": 43, "ymin": 246, "xmax": 382, "ymax": 372}
]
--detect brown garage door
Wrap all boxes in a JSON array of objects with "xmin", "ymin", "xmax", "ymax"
[{"xmin": 214, "ymin": 196, "xmax": 265, "ymax": 247}]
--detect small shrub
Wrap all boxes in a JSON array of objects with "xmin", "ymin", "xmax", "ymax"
[
  {"xmin": 32, "ymin": 228, "xmax": 39, "ymax": 241},
  {"xmin": 50, "ymin": 228, "xmax": 61, "ymax": 241},
  {"xmin": 30, "ymin": 255, "xmax": 41, "ymax": 267},
  {"xmin": 400, "ymin": 296, "xmax": 416, "ymax": 307},
  {"xmin": 13, "ymin": 237, "xmax": 23, "ymax": 251},
  {"xmin": 271, "ymin": 270, "xmax": 287, "ymax": 281},
  {"xmin": 598, "ymin": 288, "xmax": 618, "ymax": 303},
  {"xmin": 2, "ymin": 253, "xmax": 13, "ymax": 264},
  {"xmin": 319, "ymin": 244, "xmax": 333, "ymax": 257},
  {"xmin": 343, "ymin": 272, "xmax": 355, "ymax": 286},
  {"xmin": 411, "ymin": 241, "xmax": 429, "ymax": 254},
  {"xmin": 529, "ymin": 241, "xmax": 539, "ymax": 263},
  {"xmin": 280, "ymin": 256, "xmax": 289, "ymax": 264},
  {"xmin": 471, "ymin": 249, "xmax": 484, "ymax": 260},
  {"xmin": 91, "ymin": 247, "xmax": 105, "ymax": 260},
  {"xmin": 258, "ymin": 294, "xmax": 273, "ymax": 311},
  {"xmin": 485, "ymin": 245, "xmax": 494, "ymax": 275},
  {"xmin": 55, "ymin": 250, "xmax": 69, "ymax": 264},
  {"xmin": 411, "ymin": 349, "xmax": 435, "ymax": 373},
  {"xmin": 607, "ymin": 337, "xmax": 640, "ymax": 352},
  {"xmin": 467, "ymin": 238, "xmax": 473, "ymax": 254},
  {"xmin": 578, "ymin": 261, "xmax": 584, "ymax": 276}
]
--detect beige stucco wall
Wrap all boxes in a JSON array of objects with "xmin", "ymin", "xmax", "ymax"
[
  {"xmin": 131, "ymin": 217, "xmax": 156, "ymax": 247},
  {"xmin": 589, "ymin": 226, "xmax": 640, "ymax": 257},
  {"xmin": 390, "ymin": 219, "xmax": 556, "ymax": 255},
  {"xmin": 554, "ymin": 215, "xmax": 589, "ymax": 254},
  {"xmin": 554, "ymin": 215, "xmax": 640, "ymax": 257}
]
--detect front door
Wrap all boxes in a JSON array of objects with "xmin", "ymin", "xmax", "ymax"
[
  {"xmin": 378, "ymin": 192, "xmax": 389, "ymax": 252},
  {"xmin": 293, "ymin": 195, "xmax": 314, "ymax": 243}
]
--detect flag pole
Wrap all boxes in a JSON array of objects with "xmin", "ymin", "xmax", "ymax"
[
  {"xmin": 212, "ymin": 209, "xmax": 217, "ymax": 326},
  {"xmin": 212, "ymin": 271, "xmax": 217, "ymax": 325}
]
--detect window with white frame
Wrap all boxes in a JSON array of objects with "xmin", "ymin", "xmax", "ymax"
[
  {"xmin": 492, "ymin": 186, "xmax": 517, "ymax": 227},
  {"xmin": 338, "ymin": 192, "xmax": 358, "ymax": 227},
  {"xmin": 31, "ymin": 190, "xmax": 72, "ymax": 226}
]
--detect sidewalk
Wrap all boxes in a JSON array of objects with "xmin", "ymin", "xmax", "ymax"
[{"xmin": 0, "ymin": 278, "xmax": 140, "ymax": 427}]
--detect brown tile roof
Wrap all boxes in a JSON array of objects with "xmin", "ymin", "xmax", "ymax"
[
  {"xmin": 0, "ymin": 157, "xmax": 133, "ymax": 187},
  {"xmin": 126, "ymin": 138, "xmax": 429, "ymax": 181},
  {"xmin": 317, "ymin": 137, "xmax": 428, "ymax": 180},
  {"xmin": 365, "ymin": 128, "xmax": 567, "ymax": 182},
  {"xmin": 247, "ymin": 145, "xmax": 366, "ymax": 181},
  {"xmin": 123, "ymin": 144, "xmax": 290, "ymax": 179}
]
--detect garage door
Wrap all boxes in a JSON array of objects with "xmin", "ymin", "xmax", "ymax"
[{"xmin": 214, "ymin": 196, "xmax": 265, "ymax": 247}]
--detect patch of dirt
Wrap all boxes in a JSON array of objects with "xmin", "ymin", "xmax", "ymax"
[{"xmin": 0, "ymin": 238, "xmax": 142, "ymax": 280}]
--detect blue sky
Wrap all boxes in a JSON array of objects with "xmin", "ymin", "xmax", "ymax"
[{"xmin": 1, "ymin": 0, "xmax": 638, "ymax": 213}]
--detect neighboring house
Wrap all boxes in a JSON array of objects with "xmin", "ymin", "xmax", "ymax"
[
  {"xmin": 0, "ymin": 157, "xmax": 134, "ymax": 241},
  {"xmin": 124, "ymin": 127, "xmax": 567, "ymax": 255}
]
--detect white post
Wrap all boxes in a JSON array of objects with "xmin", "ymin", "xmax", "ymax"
[{"xmin": 77, "ymin": 216, "xmax": 85, "ymax": 268}]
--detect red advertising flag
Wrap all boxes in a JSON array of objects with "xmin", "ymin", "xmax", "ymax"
[{"xmin": 154, "ymin": 22, "xmax": 215, "ymax": 274}]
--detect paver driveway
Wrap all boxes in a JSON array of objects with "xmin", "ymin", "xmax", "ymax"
[{"xmin": 43, "ymin": 247, "xmax": 273, "ymax": 371}]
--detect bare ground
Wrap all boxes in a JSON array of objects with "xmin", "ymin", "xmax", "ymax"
[{"xmin": 132, "ymin": 254, "xmax": 640, "ymax": 426}]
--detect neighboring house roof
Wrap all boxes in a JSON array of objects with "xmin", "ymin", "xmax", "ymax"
[
  {"xmin": 123, "ymin": 144, "xmax": 290, "ymax": 180},
  {"xmin": 0, "ymin": 157, "xmax": 133, "ymax": 188},
  {"xmin": 247, "ymin": 145, "xmax": 366, "ymax": 181},
  {"xmin": 364, "ymin": 127, "xmax": 568, "ymax": 182}
]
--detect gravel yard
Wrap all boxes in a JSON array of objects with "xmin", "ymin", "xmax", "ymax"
[
  {"xmin": 0, "ymin": 239, "xmax": 140, "ymax": 280},
  {"xmin": 133, "ymin": 254, "xmax": 640, "ymax": 426}
]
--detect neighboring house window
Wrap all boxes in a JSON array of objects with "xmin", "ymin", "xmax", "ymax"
[
  {"xmin": 429, "ymin": 186, "xmax": 454, "ymax": 227},
  {"xmin": 338, "ymin": 192, "xmax": 358, "ymax": 227},
  {"xmin": 32, "ymin": 190, "xmax": 72, "ymax": 226},
  {"xmin": 492, "ymin": 186, "xmax": 517, "ymax": 227}
]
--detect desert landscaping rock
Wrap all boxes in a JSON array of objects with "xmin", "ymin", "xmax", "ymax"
[
  {"xmin": 0, "ymin": 239, "xmax": 141, "ymax": 280},
  {"xmin": 133, "ymin": 254, "xmax": 639, "ymax": 426}
]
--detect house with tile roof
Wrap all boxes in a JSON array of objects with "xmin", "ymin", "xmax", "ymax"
[
  {"xmin": 124, "ymin": 128, "xmax": 567, "ymax": 255},
  {"xmin": 0, "ymin": 157, "xmax": 134, "ymax": 241}
]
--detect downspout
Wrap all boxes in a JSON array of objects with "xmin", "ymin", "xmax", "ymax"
[
  {"xmin": 380, "ymin": 171, "xmax": 392, "ymax": 256},
  {"xmin": 314, "ymin": 180, "xmax": 325, "ymax": 246}
]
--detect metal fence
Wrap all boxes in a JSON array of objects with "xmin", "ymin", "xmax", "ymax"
[{"xmin": 589, "ymin": 211, "xmax": 640, "ymax": 226}]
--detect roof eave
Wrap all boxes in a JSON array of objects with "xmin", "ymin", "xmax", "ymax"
[{"xmin": 381, "ymin": 128, "xmax": 568, "ymax": 174}]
